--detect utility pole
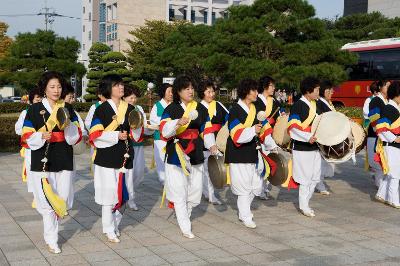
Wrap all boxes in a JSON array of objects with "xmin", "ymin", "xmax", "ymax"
[{"xmin": 38, "ymin": 0, "xmax": 56, "ymax": 31}]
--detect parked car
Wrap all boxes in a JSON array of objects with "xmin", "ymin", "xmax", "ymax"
[{"xmin": 10, "ymin": 96, "xmax": 21, "ymax": 102}]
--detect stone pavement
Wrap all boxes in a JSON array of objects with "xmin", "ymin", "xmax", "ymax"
[{"xmin": 1, "ymin": 148, "xmax": 400, "ymax": 266}]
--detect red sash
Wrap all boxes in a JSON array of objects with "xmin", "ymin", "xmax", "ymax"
[{"xmin": 177, "ymin": 129, "xmax": 199, "ymax": 154}]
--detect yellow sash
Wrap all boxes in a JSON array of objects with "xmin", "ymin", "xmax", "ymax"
[
  {"xmin": 176, "ymin": 101, "xmax": 198, "ymax": 135},
  {"xmin": 265, "ymin": 96, "xmax": 273, "ymax": 117},
  {"xmin": 281, "ymin": 159, "xmax": 293, "ymax": 188},
  {"xmin": 38, "ymin": 100, "xmax": 65, "ymax": 132},
  {"xmin": 301, "ymin": 100, "xmax": 317, "ymax": 129},
  {"xmin": 226, "ymin": 103, "xmax": 256, "ymax": 185},
  {"xmin": 92, "ymin": 100, "xmax": 129, "ymax": 162},
  {"xmin": 208, "ymin": 100, "xmax": 217, "ymax": 121},
  {"xmin": 375, "ymin": 139, "xmax": 389, "ymax": 174}
]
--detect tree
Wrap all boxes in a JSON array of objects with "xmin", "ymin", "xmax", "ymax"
[
  {"xmin": 84, "ymin": 42, "xmax": 111, "ymax": 101},
  {"xmin": 0, "ymin": 22, "xmax": 12, "ymax": 60},
  {"xmin": 102, "ymin": 51, "xmax": 132, "ymax": 83},
  {"xmin": 126, "ymin": 20, "xmax": 187, "ymax": 85},
  {"xmin": 0, "ymin": 30, "xmax": 85, "ymax": 95},
  {"xmin": 331, "ymin": 12, "xmax": 400, "ymax": 42},
  {"xmin": 153, "ymin": 0, "xmax": 357, "ymax": 89}
]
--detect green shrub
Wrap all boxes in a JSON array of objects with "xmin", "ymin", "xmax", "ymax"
[
  {"xmin": 0, "ymin": 103, "xmax": 28, "ymax": 114},
  {"xmin": 0, "ymin": 116, "xmax": 20, "ymax": 152},
  {"xmin": 337, "ymin": 107, "xmax": 363, "ymax": 118}
]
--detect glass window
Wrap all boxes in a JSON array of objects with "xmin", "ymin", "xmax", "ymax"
[
  {"xmin": 99, "ymin": 3, "xmax": 106, "ymax": 22},
  {"xmin": 169, "ymin": 8, "xmax": 175, "ymax": 21},
  {"xmin": 183, "ymin": 9, "xmax": 187, "ymax": 20},
  {"xmin": 348, "ymin": 49, "xmax": 400, "ymax": 80},
  {"xmin": 204, "ymin": 11, "xmax": 208, "ymax": 24},
  {"xmin": 88, "ymin": 31, "xmax": 91, "ymax": 41},
  {"xmin": 191, "ymin": 10, "xmax": 195, "ymax": 23},
  {"xmin": 83, "ymin": 44, "xmax": 85, "ymax": 50},
  {"xmin": 89, "ymin": 12, "xmax": 91, "ymax": 21},
  {"xmin": 99, "ymin": 24, "xmax": 106, "ymax": 42},
  {"xmin": 115, "ymin": 32, "xmax": 117, "ymax": 39},
  {"xmin": 212, "ymin": 12, "xmax": 216, "ymax": 25},
  {"xmin": 83, "ymin": 25, "xmax": 85, "ymax": 32},
  {"xmin": 83, "ymin": 6, "xmax": 85, "ymax": 13}
]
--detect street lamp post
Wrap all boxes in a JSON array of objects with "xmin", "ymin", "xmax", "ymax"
[{"xmin": 147, "ymin": 82, "xmax": 155, "ymax": 113}]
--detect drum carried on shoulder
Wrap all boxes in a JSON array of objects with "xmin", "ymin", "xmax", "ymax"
[{"xmin": 312, "ymin": 111, "xmax": 366, "ymax": 163}]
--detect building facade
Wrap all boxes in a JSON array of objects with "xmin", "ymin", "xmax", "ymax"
[{"xmin": 344, "ymin": 0, "xmax": 400, "ymax": 18}]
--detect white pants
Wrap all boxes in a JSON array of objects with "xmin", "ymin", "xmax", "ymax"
[
  {"xmin": 126, "ymin": 146, "xmax": 145, "ymax": 205},
  {"xmin": 376, "ymin": 146, "xmax": 400, "ymax": 206},
  {"xmin": 292, "ymin": 150, "xmax": 321, "ymax": 212},
  {"xmin": 165, "ymin": 163, "xmax": 203, "ymax": 234},
  {"xmin": 299, "ymin": 182, "xmax": 318, "ymax": 212},
  {"xmin": 31, "ymin": 170, "xmax": 74, "ymax": 246},
  {"xmin": 229, "ymin": 163, "xmax": 262, "ymax": 222},
  {"xmin": 202, "ymin": 152, "xmax": 218, "ymax": 202},
  {"xmin": 94, "ymin": 165, "xmax": 134, "ymax": 206},
  {"xmin": 102, "ymin": 206, "xmax": 123, "ymax": 234},
  {"xmin": 367, "ymin": 137, "xmax": 384, "ymax": 187},
  {"xmin": 24, "ymin": 149, "xmax": 34, "ymax": 193},
  {"xmin": 237, "ymin": 194, "xmax": 255, "ymax": 223},
  {"xmin": 316, "ymin": 160, "xmax": 334, "ymax": 192},
  {"xmin": 154, "ymin": 140, "xmax": 167, "ymax": 184}
]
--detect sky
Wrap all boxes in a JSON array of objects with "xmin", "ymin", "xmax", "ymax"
[{"xmin": 0, "ymin": 0, "xmax": 344, "ymax": 43}]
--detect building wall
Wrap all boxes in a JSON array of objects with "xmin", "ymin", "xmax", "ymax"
[
  {"xmin": 368, "ymin": 0, "xmax": 400, "ymax": 18},
  {"xmin": 343, "ymin": 0, "xmax": 368, "ymax": 16},
  {"xmin": 105, "ymin": 0, "xmax": 166, "ymax": 53}
]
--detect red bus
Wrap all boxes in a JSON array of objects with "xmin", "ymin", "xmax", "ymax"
[{"xmin": 332, "ymin": 38, "xmax": 400, "ymax": 107}]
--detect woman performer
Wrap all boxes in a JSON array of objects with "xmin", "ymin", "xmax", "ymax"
[
  {"xmin": 21, "ymin": 71, "xmax": 82, "ymax": 253},
  {"xmin": 123, "ymin": 84, "xmax": 152, "ymax": 210},
  {"xmin": 375, "ymin": 81, "xmax": 400, "ymax": 208},
  {"xmin": 160, "ymin": 75, "xmax": 212, "ymax": 238},
  {"xmin": 149, "ymin": 83, "xmax": 173, "ymax": 185},
  {"xmin": 225, "ymin": 79, "xmax": 276, "ymax": 228},
  {"xmin": 255, "ymin": 75, "xmax": 282, "ymax": 200},
  {"xmin": 287, "ymin": 77, "xmax": 321, "ymax": 217},
  {"xmin": 198, "ymin": 79, "xmax": 228, "ymax": 205},
  {"xmin": 315, "ymin": 80, "xmax": 336, "ymax": 195},
  {"xmin": 368, "ymin": 80, "xmax": 390, "ymax": 189},
  {"xmin": 89, "ymin": 74, "xmax": 138, "ymax": 243},
  {"xmin": 15, "ymin": 87, "xmax": 42, "ymax": 197}
]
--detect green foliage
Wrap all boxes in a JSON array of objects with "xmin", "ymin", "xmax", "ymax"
[
  {"xmin": 0, "ymin": 116, "xmax": 20, "ymax": 152},
  {"xmin": 0, "ymin": 30, "xmax": 85, "ymax": 94},
  {"xmin": 126, "ymin": 0, "xmax": 361, "ymax": 91},
  {"xmin": 0, "ymin": 102, "xmax": 28, "ymax": 114},
  {"xmin": 338, "ymin": 107, "xmax": 363, "ymax": 118}
]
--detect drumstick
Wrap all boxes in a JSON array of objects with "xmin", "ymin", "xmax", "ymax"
[{"xmin": 270, "ymin": 107, "xmax": 280, "ymax": 120}]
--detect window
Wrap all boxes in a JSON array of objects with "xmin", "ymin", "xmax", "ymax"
[
  {"xmin": 183, "ymin": 9, "xmax": 187, "ymax": 20},
  {"xmin": 83, "ymin": 6, "xmax": 85, "ymax": 13},
  {"xmin": 112, "ymin": 3, "xmax": 117, "ymax": 20},
  {"xmin": 89, "ymin": 0, "xmax": 91, "ymax": 3},
  {"xmin": 99, "ymin": 3, "xmax": 106, "ymax": 22},
  {"xmin": 348, "ymin": 49, "xmax": 400, "ymax": 80},
  {"xmin": 89, "ymin": 12, "xmax": 91, "ymax": 21},
  {"xmin": 204, "ymin": 11, "xmax": 208, "ymax": 24},
  {"xmin": 99, "ymin": 24, "xmax": 106, "ymax": 42},
  {"xmin": 114, "ymin": 23, "xmax": 117, "ymax": 31},
  {"xmin": 191, "ymin": 10, "xmax": 195, "ymax": 23},
  {"xmin": 107, "ymin": 25, "xmax": 111, "ymax": 32},
  {"xmin": 212, "ymin": 12, "xmax": 216, "ymax": 25},
  {"xmin": 169, "ymin": 8, "xmax": 175, "ymax": 21},
  {"xmin": 83, "ymin": 25, "xmax": 85, "ymax": 32},
  {"xmin": 88, "ymin": 31, "xmax": 91, "ymax": 41},
  {"xmin": 107, "ymin": 5, "xmax": 112, "ymax": 21},
  {"xmin": 115, "ymin": 32, "xmax": 117, "ymax": 39},
  {"xmin": 224, "ymin": 11, "xmax": 228, "ymax": 19},
  {"xmin": 83, "ymin": 44, "xmax": 85, "ymax": 50}
]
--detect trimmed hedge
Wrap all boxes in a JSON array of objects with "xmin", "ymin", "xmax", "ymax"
[
  {"xmin": 337, "ymin": 107, "xmax": 363, "ymax": 119},
  {"xmin": 0, "ymin": 116, "xmax": 20, "ymax": 152},
  {"xmin": 0, "ymin": 103, "xmax": 28, "ymax": 114}
]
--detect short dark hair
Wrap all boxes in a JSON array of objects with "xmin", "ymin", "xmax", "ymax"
[
  {"xmin": 319, "ymin": 80, "xmax": 333, "ymax": 98},
  {"xmin": 98, "ymin": 74, "xmax": 123, "ymax": 99},
  {"xmin": 300, "ymin": 77, "xmax": 320, "ymax": 95},
  {"xmin": 387, "ymin": 81, "xmax": 400, "ymax": 100},
  {"xmin": 237, "ymin": 79, "xmax": 258, "ymax": 100},
  {"xmin": 28, "ymin": 87, "xmax": 41, "ymax": 104},
  {"xmin": 370, "ymin": 81, "xmax": 379, "ymax": 94},
  {"xmin": 37, "ymin": 71, "xmax": 66, "ymax": 98},
  {"xmin": 197, "ymin": 79, "xmax": 215, "ymax": 100},
  {"xmin": 258, "ymin": 76, "xmax": 275, "ymax": 94},
  {"xmin": 172, "ymin": 75, "xmax": 193, "ymax": 103},
  {"xmin": 62, "ymin": 82, "xmax": 75, "ymax": 99},
  {"xmin": 158, "ymin": 83, "xmax": 172, "ymax": 99},
  {"xmin": 124, "ymin": 84, "xmax": 141, "ymax": 98},
  {"xmin": 377, "ymin": 79, "xmax": 390, "ymax": 91}
]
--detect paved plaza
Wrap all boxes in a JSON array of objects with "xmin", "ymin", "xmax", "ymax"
[{"xmin": 1, "ymin": 148, "xmax": 400, "ymax": 265}]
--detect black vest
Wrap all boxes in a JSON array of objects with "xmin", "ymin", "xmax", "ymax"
[{"xmin": 93, "ymin": 101, "xmax": 134, "ymax": 169}]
